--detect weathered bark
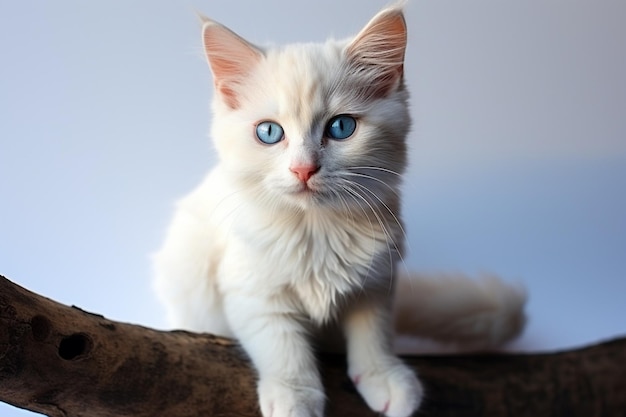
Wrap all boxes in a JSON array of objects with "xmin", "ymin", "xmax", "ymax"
[{"xmin": 0, "ymin": 274, "xmax": 624, "ymax": 417}]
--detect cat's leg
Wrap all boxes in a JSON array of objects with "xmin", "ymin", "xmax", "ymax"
[
  {"xmin": 223, "ymin": 291, "xmax": 325, "ymax": 417},
  {"xmin": 343, "ymin": 296, "xmax": 423, "ymax": 417},
  {"xmin": 152, "ymin": 203, "xmax": 233, "ymax": 336}
]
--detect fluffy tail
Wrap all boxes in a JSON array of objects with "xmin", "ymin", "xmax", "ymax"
[{"xmin": 393, "ymin": 272, "xmax": 527, "ymax": 349}]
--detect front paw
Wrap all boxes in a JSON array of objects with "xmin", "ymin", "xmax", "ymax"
[
  {"xmin": 349, "ymin": 360, "xmax": 423, "ymax": 417},
  {"xmin": 258, "ymin": 377, "xmax": 325, "ymax": 417}
]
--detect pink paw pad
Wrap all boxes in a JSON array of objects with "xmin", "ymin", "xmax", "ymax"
[
  {"xmin": 352, "ymin": 374, "xmax": 362, "ymax": 385},
  {"xmin": 381, "ymin": 400, "xmax": 390, "ymax": 414}
]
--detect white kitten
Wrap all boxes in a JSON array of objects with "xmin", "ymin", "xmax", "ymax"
[{"xmin": 153, "ymin": 5, "xmax": 526, "ymax": 417}]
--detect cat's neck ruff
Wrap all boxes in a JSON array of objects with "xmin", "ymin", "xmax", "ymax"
[{"xmin": 218, "ymin": 174, "xmax": 401, "ymax": 324}]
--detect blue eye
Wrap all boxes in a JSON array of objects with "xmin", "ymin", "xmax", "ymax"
[
  {"xmin": 256, "ymin": 121, "xmax": 284, "ymax": 144},
  {"xmin": 326, "ymin": 115, "xmax": 357, "ymax": 140}
]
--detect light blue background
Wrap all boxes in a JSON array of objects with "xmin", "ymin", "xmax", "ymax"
[{"xmin": 1, "ymin": 1, "xmax": 625, "ymax": 415}]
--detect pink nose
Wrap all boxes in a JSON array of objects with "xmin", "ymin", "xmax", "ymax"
[{"xmin": 289, "ymin": 164, "xmax": 320, "ymax": 183}]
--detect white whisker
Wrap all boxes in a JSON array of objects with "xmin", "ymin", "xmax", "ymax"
[
  {"xmin": 346, "ymin": 166, "xmax": 403, "ymax": 177},
  {"xmin": 347, "ymin": 179, "xmax": 408, "ymax": 251},
  {"xmin": 337, "ymin": 183, "xmax": 382, "ymax": 294},
  {"xmin": 343, "ymin": 171, "xmax": 400, "ymax": 197},
  {"xmin": 346, "ymin": 180, "xmax": 410, "ymax": 286},
  {"xmin": 338, "ymin": 180, "xmax": 399, "ymax": 293}
]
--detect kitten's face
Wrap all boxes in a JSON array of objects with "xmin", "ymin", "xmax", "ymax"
[{"xmin": 204, "ymin": 9, "xmax": 409, "ymax": 212}]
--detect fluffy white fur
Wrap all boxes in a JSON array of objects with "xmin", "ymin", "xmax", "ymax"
[{"xmin": 153, "ymin": 6, "xmax": 526, "ymax": 417}]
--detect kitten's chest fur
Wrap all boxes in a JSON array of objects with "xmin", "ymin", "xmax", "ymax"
[{"xmin": 225, "ymin": 199, "xmax": 399, "ymax": 323}]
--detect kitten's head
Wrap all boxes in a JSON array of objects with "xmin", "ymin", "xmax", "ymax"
[{"xmin": 202, "ymin": 6, "xmax": 410, "ymax": 212}]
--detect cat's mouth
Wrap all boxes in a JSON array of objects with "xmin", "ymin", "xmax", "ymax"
[
  {"xmin": 277, "ymin": 177, "xmax": 337, "ymax": 208},
  {"xmin": 294, "ymin": 183, "xmax": 316, "ymax": 195},
  {"xmin": 289, "ymin": 181, "xmax": 325, "ymax": 201}
]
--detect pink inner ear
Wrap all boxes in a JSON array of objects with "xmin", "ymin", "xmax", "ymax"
[
  {"xmin": 346, "ymin": 8, "xmax": 407, "ymax": 98},
  {"xmin": 202, "ymin": 21, "xmax": 263, "ymax": 109}
]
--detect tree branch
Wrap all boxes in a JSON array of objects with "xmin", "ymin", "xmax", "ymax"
[{"xmin": 0, "ymin": 275, "xmax": 624, "ymax": 417}]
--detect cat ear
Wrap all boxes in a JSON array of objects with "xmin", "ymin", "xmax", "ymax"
[
  {"xmin": 201, "ymin": 17, "xmax": 263, "ymax": 109},
  {"xmin": 346, "ymin": 6, "xmax": 407, "ymax": 99}
]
